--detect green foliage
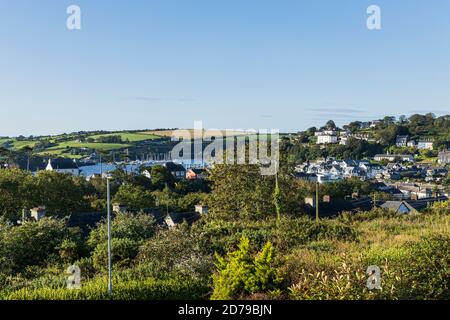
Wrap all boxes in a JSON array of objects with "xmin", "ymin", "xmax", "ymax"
[
  {"xmin": 288, "ymin": 258, "xmax": 400, "ymax": 300},
  {"xmin": 0, "ymin": 276, "xmax": 208, "ymax": 300},
  {"xmin": 137, "ymin": 224, "xmax": 214, "ymax": 280},
  {"xmin": 400, "ymin": 235, "xmax": 450, "ymax": 299},
  {"xmin": 0, "ymin": 169, "xmax": 91, "ymax": 221},
  {"xmin": 0, "ymin": 218, "xmax": 79, "ymax": 274},
  {"xmin": 0, "ymin": 169, "xmax": 33, "ymax": 221},
  {"xmin": 87, "ymin": 213, "xmax": 157, "ymax": 271},
  {"xmin": 211, "ymin": 237, "xmax": 282, "ymax": 300},
  {"xmin": 150, "ymin": 165, "xmax": 175, "ymax": 190},
  {"xmin": 275, "ymin": 217, "xmax": 358, "ymax": 251},
  {"xmin": 113, "ymin": 184, "xmax": 155, "ymax": 210},
  {"xmin": 208, "ymin": 164, "xmax": 304, "ymax": 220},
  {"xmin": 92, "ymin": 238, "xmax": 139, "ymax": 271}
]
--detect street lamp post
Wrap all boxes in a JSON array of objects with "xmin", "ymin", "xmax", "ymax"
[{"xmin": 106, "ymin": 176, "xmax": 113, "ymax": 296}]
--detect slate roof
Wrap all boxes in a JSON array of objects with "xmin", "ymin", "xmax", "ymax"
[
  {"xmin": 380, "ymin": 196, "xmax": 448, "ymax": 213},
  {"xmin": 164, "ymin": 162, "xmax": 186, "ymax": 172},
  {"xmin": 166, "ymin": 212, "xmax": 200, "ymax": 225},
  {"xmin": 380, "ymin": 201, "xmax": 416, "ymax": 214},
  {"xmin": 189, "ymin": 168, "xmax": 206, "ymax": 174},
  {"xmin": 67, "ymin": 212, "xmax": 107, "ymax": 236},
  {"xmin": 303, "ymin": 197, "xmax": 373, "ymax": 218},
  {"xmin": 49, "ymin": 158, "xmax": 79, "ymax": 170}
]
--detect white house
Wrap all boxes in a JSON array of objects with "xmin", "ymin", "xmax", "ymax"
[
  {"xmin": 396, "ymin": 135, "xmax": 409, "ymax": 147},
  {"xmin": 417, "ymin": 140, "xmax": 434, "ymax": 150},
  {"xmin": 315, "ymin": 131, "xmax": 338, "ymax": 144},
  {"xmin": 30, "ymin": 207, "xmax": 46, "ymax": 221},
  {"xmin": 374, "ymin": 154, "xmax": 414, "ymax": 162},
  {"xmin": 438, "ymin": 150, "xmax": 450, "ymax": 165},
  {"xmin": 46, "ymin": 159, "xmax": 80, "ymax": 175}
]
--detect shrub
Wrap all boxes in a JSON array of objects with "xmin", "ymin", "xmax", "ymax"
[
  {"xmin": 87, "ymin": 212, "xmax": 157, "ymax": 250},
  {"xmin": 288, "ymin": 259, "xmax": 401, "ymax": 300},
  {"xmin": 211, "ymin": 237, "xmax": 282, "ymax": 300},
  {"xmin": 137, "ymin": 224, "xmax": 214, "ymax": 280},
  {"xmin": 92, "ymin": 238, "xmax": 140, "ymax": 271},
  {"xmin": 0, "ymin": 218, "xmax": 75, "ymax": 274},
  {"xmin": 275, "ymin": 217, "xmax": 358, "ymax": 251},
  {"xmin": 400, "ymin": 235, "xmax": 450, "ymax": 299}
]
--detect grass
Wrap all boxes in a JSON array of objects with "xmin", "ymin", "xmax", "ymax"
[
  {"xmin": 141, "ymin": 129, "xmax": 254, "ymax": 139},
  {"xmin": 89, "ymin": 132, "xmax": 160, "ymax": 142},
  {"xmin": 36, "ymin": 150, "xmax": 83, "ymax": 159},
  {"xmin": 0, "ymin": 276, "xmax": 208, "ymax": 300},
  {"xmin": 10, "ymin": 140, "xmax": 39, "ymax": 150},
  {"xmin": 48, "ymin": 142, "xmax": 131, "ymax": 152}
]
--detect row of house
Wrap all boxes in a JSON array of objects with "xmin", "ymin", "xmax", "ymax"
[
  {"xmin": 44, "ymin": 158, "xmax": 208, "ymax": 181},
  {"xmin": 314, "ymin": 129, "xmax": 374, "ymax": 145},
  {"xmin": 144, "ymin": 162, "xmax": 207, "ymax": 181},
  {"xmin": 295, "ymin": 158, "xmax": 385, "ymax": 183},
  {"xmin": 302, "ymin": 193, "xmax": 448, "ymax": 217},
  {"xmin": 27, "ymin": 203, "xmax": 209, "ymax": 231},
  {"xmin": 295, "ymin": 157, "xmax": 448, "ymax": 184},
  {"xmin": 396, "ymin": 135, "xmax": 434, "ymax": 150}
]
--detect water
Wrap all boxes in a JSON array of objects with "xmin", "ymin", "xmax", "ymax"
[{"xmin": 79, "ymin": 160, "xmax": 208, "ymax": 177}]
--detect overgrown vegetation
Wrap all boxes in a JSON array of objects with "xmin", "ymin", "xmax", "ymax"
[{"xmin": 0, "ymin": 161, "xmax": 448, "ymax": 300}]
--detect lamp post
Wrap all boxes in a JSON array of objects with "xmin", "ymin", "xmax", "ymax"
[
  {"xmin": 106, "ymin": 175, "xmax": 113, "ymax": 296},
  {"xmin": 316, "ymin": 182, "xmax": 320, "ymax": 223}
]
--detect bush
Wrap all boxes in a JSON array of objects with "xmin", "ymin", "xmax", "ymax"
[
  {"xmin": 0, "ymin": 218, "xmax": 76, "ymax": 274},
  {"xmin": 211, "ymin": 237, "xmax": 282, "ymax": 300},
  {"xmin": 137, "ymin": 224, "xmax": 214, "ymax": 280},
  {"xmin": 276, "ymin": 216, "xmax": 358, "ymax": 251},
  {"xmin": 87, "ymin": 212, "xmax": 157, "ymax": 250},
  {"xmin": 92, "ymin": 238, "xmax": 140, "ymax": 271},
  {"xmin": 288, "ymin": 258, "xmax": 401, "ymax": 300},
  {"xmin": 400, "ymin": 235, "xmax": 450, "ymax": 299}
]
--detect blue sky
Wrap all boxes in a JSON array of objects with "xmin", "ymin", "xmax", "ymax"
[{"xmin": 1, "ymin": 0, "xmax": 449, "ymax": 136}]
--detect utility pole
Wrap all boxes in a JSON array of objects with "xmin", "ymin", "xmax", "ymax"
[
  {"xmin": 106, "ymin": 176, "xmax": 113, "ymax": 296},
  {"xmin": 316, "ymin": 182, "xmax": 320, "ymax": 222}
]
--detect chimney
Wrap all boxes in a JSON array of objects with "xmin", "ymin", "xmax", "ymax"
[
  {"xmin": 305, "ymin": 197, "xmax": 316, "ymax": 208},
  {"xmin": 30, "ymin": 206, "xmax": 46, "ymax": 221},
  {"xmin": 323, "ymin": 195, "xmax": 331, "ymax": 203},
  {"xmin": 195, "ymin": 205, "xmax": 208, "ymax": 215}
]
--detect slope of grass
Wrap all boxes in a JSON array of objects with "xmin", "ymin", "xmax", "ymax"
[
  {"xmin": 89, "ymin": 132, "xmax": 160, "ymax": 142},
  {"xmin": 48, "ymin": 142, "xmax": 131, "ymax": 152}
]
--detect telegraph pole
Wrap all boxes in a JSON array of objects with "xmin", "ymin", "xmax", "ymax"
[{"xmin": 106, "ymin": 176, "xmax": 113, "ymax": 296}]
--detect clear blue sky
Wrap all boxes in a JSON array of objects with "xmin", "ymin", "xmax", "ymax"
[{"xmin": 1, "ymin": 0, "xmax": 449, "ymax": 136}]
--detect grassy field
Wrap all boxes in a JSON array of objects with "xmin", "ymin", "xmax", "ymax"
[
  {"xmin": 142, "ymin": 129, "xmax": 253, "ymax": 138},
  {"xmin": 47, "ymin": 142, "xmax": 131, "ymax": 152},
  {"xmin": 89, "ymin": 132, "xmax": 160, "ymax": 142}
]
